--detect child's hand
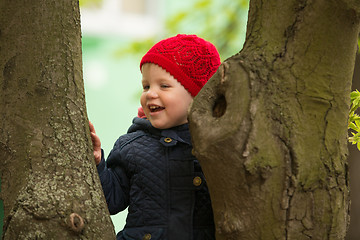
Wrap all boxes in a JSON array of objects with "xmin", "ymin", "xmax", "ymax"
[{"xmin": 89, "ymin": 121, "xmax": 102, "ymax": 165}]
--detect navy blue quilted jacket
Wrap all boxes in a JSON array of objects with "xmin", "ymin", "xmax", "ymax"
[{"xmin": 97, "ymin": 117, "xmax": 215, "ymax": 240}]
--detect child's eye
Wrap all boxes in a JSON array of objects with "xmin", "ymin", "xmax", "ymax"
[
  {"xmin": 142, "ymin": 85, "xmax": 150, "ymax": 91},
  {"xmin": 161, "ymin": 84, "xmax": 170, "ymax": 88}
]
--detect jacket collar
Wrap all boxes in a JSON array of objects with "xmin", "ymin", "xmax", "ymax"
[{"xmin": 128, "ymin": 117, "xmax": 192, "ymax": 145}]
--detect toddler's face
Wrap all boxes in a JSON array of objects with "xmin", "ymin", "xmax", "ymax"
[{"xmin": 140, "ymin": 63, "xmax": 193, "ymax": 129}]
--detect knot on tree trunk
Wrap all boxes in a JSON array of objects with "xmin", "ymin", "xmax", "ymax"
[{"xmin": 68, "ymin": 213, "xmax": 84, "ymax": 233}]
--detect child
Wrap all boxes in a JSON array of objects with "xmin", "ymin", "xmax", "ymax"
[{"xmin": 90, "ymin": 34, "xmax": 221, "ymax": 240}]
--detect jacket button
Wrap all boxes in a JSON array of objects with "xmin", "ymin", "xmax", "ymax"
[
  {"xmin": 193, "ymin": 176, "xmax": 202, "ymax": 186},
  {"xmin": 164, "ymin": 137, "xmax": 172, "ymax": 143},
  {"xmin": 143, "ymin": 233, "xmax": 151, "ymax": 240}
]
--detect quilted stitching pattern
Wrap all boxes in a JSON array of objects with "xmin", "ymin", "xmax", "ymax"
[{"xmin": 127, "ymin": 137, "xmax": 167, "ymax": 226}]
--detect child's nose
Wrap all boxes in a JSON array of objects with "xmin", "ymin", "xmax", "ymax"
[{"xmin": 146, "ymin": 88, "xmax": 159, "ymax": 99}]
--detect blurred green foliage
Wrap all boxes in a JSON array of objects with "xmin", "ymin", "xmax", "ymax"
[
  {"xmin": 79, "ymin": 0, "xmax": 103, "ymax": 8},
  {"xmin": 115, "ymin": 0, "xmax": 249, "ymax": 61},
  {"xmin": 165, "ymin": 0, "xmax": 249, "ymax": 59}
]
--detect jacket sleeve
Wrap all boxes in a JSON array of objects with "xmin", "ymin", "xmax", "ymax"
[{"xmin": 97, "ymin": 148, "xmax": 130, "ymax": 215}]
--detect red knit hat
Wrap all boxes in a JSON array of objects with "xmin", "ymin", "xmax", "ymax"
[{"xmin": 140, "ymin": 34, "xmax": 221, "ymax": 97}]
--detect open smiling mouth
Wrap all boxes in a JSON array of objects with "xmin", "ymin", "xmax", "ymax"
[{"xmin": 149, "ymin": 105, "xmax": 165, "ymax": 113}]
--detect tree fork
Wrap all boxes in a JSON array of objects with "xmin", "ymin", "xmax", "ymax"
[{"xmin": 189, "ymin": 0, "xmax": 360, "ymax": 239}]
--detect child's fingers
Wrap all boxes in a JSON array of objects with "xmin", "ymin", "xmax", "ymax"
[
  {"xmin": 89, "ymin": 121, "xmax": 96, "ymax": 134},
  {"xmin": 90, "ymin": 131, "xmax": 96, "ymax": 140},
  {"xmin": 89, "ymin": 120, "xmax": 94, "ymax": 131},
  {"xmin": 91, "ymin": 132, "xmax": 99, "ymax": 142},
  {"xmin": 90, "ymin": 131, "xmax": 98, "ymax": 142},
  {"xmin": 90, "ymin": 132, "xmax": 101, "ymax": 149}
]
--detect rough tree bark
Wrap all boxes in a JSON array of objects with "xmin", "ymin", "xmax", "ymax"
[
  {"xmin": 189, "ymin": 0, "xmax": 360, "ymax": 239},
  {"xmin": 0, "ymin": 1, "xmax": 115, "ymax": 239}
]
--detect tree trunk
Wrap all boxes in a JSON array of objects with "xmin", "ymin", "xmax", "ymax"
[
  {"xmin": 189, "ymin": 0, "xmax": 360, "ymax": 239},
  {"xmin": 0, "ymin": 1, "xmax": 115, "ymax": 239}
]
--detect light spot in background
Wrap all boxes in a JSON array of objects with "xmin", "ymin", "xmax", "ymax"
[{"xmin": 83, "ymin": 61, "xmax": 109, "ymax": 89}]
